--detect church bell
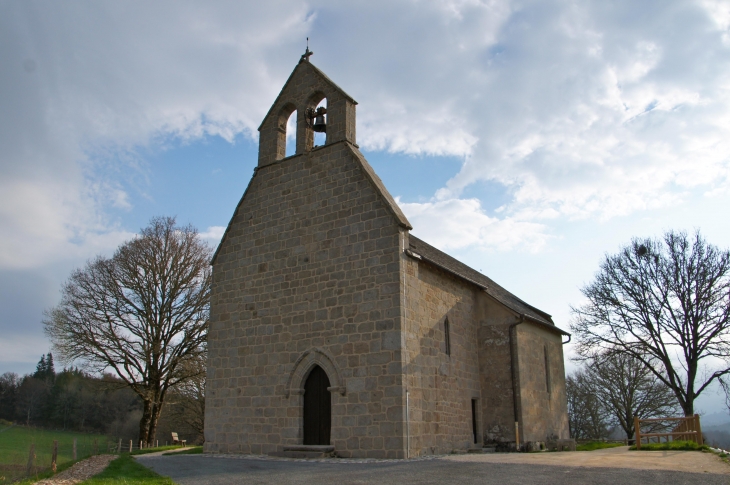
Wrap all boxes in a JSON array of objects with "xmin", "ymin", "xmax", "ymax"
[{"xmin": 312, "ymin": 106, "xmax": 327, "ymax": 133}]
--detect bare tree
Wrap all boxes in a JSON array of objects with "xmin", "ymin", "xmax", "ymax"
[
  {"xmin": 566, "ymin": 370, "xmax": 610, "ymax": 440},
  {"xmin": 165, "ymin": 354, "xmax": 206, "ymax": 438},
  {"xmin": 44, "ymin": 217, "xmax": 211, "ymax": 446},
  {"xmin": 585, "ymin": 350, "xmax": 678, "ymax": 441},
  {"xmin": 571, "ymin": 230, "xmax": 730, "ymax": 416}
]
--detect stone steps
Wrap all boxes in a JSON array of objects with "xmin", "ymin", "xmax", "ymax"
[
  {"xmin": 468, "ymin": 445, "xmax": 497, "ymax": 453},
  {"xmin": 268, "ymin": 445, "xmax": 335, "ymax": 459}
]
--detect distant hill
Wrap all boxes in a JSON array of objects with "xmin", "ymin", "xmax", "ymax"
[
  {"xmin": 701, "ymin": 412, "xmax": 730, "ymax": 427},
  {"xmin": 700, "ymin": 413, "xmax": 730, "ymax": 449}
]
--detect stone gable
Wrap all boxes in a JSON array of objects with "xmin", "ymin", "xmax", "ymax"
[{"xmin": 206, "ymin": 140, "xmax": 410, "ymax": 457}]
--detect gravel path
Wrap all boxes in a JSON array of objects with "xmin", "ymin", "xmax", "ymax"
[
  {"xmin": 137, "ymin": 449, "xmax": 730, "ymax": 485},
  {"xmin": 34, "ymin": 454, "xmax": 116, "ymax": 485}
]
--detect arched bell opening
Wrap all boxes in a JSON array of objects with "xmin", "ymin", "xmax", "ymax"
[
  {"xmin": 305, "ymin": 91, "xmax": 327, "ymax": 151},
  {"xmin": 313, "ymin": 98, "xmax": 327, "ymax": 148},
  {"xmin": 276, "ymin": 103, "xmax": 297, "ymax": 160},
  {"xmin": 284, "ymin": 110, "xmax": 297, "ymax": 157},
  {"xmin": 302, "ymin": 365, "xmax": 331, "ymax": 445}
]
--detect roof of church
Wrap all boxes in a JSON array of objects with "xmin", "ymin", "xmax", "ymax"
[
  {"xmin": 407, "ymin": 235, "xmax": 568, "ymax": 334},
  {"xmin": 347, "ymin": 144, "xmax": 412, "ymax": 230}
]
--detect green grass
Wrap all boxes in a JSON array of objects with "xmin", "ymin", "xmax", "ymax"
[
  {"xmin": 0, "ymin": 426, "xmax": 108, "ymax": 484},
  {"xmin": 78, "ymin": 454, "xmax": 176, "ymax": 485},
  {"xmin": 162, "ymin": 446, "xmax": 202, "ymax": 456},
  {"xmin": 576, "ymin": 441, "xmax": 626, "ymax": 451},
  {"xmin": 630, "ymin": 440, "xmax": 709, "ymax": 451}
]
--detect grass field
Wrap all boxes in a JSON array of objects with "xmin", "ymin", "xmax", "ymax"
[
  {"xmin": 630, "ymin": 440, "xmax": 709, "ymax": 451},
  {"xmin": 78, "ymin": 454, "xmax": 175, "ymax": 485},
  {"xmin": 576, "ymin": 441, "xmax": 626, "ymax": 451},
  {"xmin": 0, "ymin": 425, "xmax": 108, "ymax": 484},
  {"xmin": 162, "ymin": 446, "xmax": 203, "ymax": 456}
]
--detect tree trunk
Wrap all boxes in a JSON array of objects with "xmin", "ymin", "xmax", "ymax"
[
  {"xmin": 138, "ymin": 400, "xmax": 152, "ymax": 446},
  {"xmin": 683, "ymin": 400, "xmax": 694, "ymax": 417},
  {"xmin": 147, "ymin": 401, "xmax": 163, "ymax": 447}
]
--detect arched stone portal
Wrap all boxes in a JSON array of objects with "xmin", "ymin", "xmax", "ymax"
[
  {"xmin": 285, "ymin": 347, "xmax": 345, "ymax": 398},
  {"xmin": 303, "ymin": 365, "xmax": 331, "ymax": 445}
]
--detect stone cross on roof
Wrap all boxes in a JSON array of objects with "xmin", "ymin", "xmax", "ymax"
[{"xmin": 301, "ymin": 38, "xmax": 313, "ymax": 62}]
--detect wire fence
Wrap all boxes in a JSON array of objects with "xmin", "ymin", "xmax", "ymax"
[{"xmin": 1, "ymin": 432, "xmax": 107, "ymax": 484}]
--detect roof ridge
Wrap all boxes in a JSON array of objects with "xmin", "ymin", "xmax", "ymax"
[
  {"xmin": 346, "ymin": 144, "xmax": 412, "ymax": 230},
  {"xmin": 407, "ymin": 235, "xmax": 555, "ymax": 324}
]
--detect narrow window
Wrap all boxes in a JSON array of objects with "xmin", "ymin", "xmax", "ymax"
[
  {"xmin": 544, "ymin": 345, "xmax": 551, "ymax": 394},
  {"xmin": 471, "ymin": 399, "xmax": 478, "ymax": 444},
  {"xmin": 444, "ymin": 318, "xmax": 451, "ymax": 356}
]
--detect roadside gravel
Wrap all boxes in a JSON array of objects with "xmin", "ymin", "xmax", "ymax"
[{"xmin": 445, "ymin": 446, "xmax": 730, "ymax": 475}]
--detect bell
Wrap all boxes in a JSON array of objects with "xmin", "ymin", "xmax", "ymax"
[{"xmin": 313, "ymin": 114, "xmax": 326, "ymax": 133}]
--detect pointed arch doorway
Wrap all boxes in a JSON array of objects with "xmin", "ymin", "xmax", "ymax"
[{"xmin": 303, "ymin": 365, "xmax": 331, "ymax": 445}]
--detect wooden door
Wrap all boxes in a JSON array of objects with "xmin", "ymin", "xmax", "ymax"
[{"xmin": 303, "ymin": 365, "xmax": 331, "ymax": 445}]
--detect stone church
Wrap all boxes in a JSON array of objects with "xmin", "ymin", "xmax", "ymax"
[{"xmin": 204, "ymin": 52, "xmax": 571, "ymax": 459}]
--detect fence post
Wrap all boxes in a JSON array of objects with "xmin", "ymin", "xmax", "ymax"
[
  {"xmin": 51, "ymin": 440, "xmax": 58, "ymax": 473},
  {"xmin": 73, "ymin": 438, "xmax": 77, "ymax": 461},
  {"xmin": 156, "ymin": 440, "xmax": 159, "ymax": 448},
  {"xmin": 129, "ymin": 440, "xmax": 133, "ymax": 453},
  {"xmin": 26, "ymin": 443, "xmax": 35, "ymax": 477},
  {"xmin": 118, "ymin": 438, "xmax": 122, "ymax": 453},
  {"xmin": 93, "ymin": 439, "xmax": 98, "ymax": 455},
  {"xmin": 695, "ymin": 414, "xmax": 703, "ymax": 446},
  {"xmin": 634, "ymin": 416, "xmax": 641, "ymax": 449}
]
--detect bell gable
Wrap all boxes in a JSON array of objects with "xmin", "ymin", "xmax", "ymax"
[{"xmin": 257, "ymin": 58, "xmax": 358, "ymax": 167}]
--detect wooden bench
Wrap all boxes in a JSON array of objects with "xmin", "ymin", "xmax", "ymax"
[{"xmin": 171, "ymin": 432, "xmax": 187, "ymax": 446}]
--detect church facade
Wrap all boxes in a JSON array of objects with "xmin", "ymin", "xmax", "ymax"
[{"xmin": 204, "ymin": 55, "xmax": 571, "ymax": 459}]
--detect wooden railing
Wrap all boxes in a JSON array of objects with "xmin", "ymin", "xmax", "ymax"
[{"xmin": 634, "ymin": 415, "xmax": 703, "ymax": 449}]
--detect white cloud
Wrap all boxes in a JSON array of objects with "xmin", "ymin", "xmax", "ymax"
[
  {"xmin": 4, "ymin": 0, "xmax": 729, "ymax": 266},
  {"xmin": 399, "ymin": 197, "xmax": 549, "ymax": 252},
  {"xmin": 0, "ymin": 1, "xmax": 311, "ymax": 269},
  {"xmin": 700, "ymin": 0, "xmax": 730, "ymax": 44},
  {"xmin": 317, "ymin": 0, "xmax": 730, "ymax": 228},
  {"xmin": 200, "ymin": 225, "xmax": 226, "ymax": 245}
]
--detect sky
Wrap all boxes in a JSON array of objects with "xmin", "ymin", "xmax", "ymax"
[{"xmin": 2, "ymin": 0, "xmax": 730, "ymax": 414}]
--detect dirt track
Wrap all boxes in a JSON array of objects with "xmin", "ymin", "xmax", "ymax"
[{"xmin": 445, "ymin": 446, "xmax": 730, "ymax": 475}]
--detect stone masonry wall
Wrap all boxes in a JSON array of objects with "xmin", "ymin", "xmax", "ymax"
[
  {"xmin": 205, "ymin": 142, "xmax": 407, "ymax": 458},
  {"xmin": 476, "ymin": 295, "xmax": 519, "ymax": 443},
  {"xmin": 403, "ymin": 254, "xmax": 482, "ymax": 456},
  {"xmin": 516, "ymin": 324, "xmax": 570, "ymax": 442}
]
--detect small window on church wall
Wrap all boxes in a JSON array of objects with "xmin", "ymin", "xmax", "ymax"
[
  {"xmin": 285, "ymin": 110, "xmax": 297, "ymax": 157},
  {"xmin": 313, "ymin": 98, "xmax": 327, "ymax": 148},
  {"xmin": 544, "ymin": 345, "xmax": 552, "ymax": 394},
  {"xmin": 444, "ymin": 318, "xmax": 451, "ymax": 356}
]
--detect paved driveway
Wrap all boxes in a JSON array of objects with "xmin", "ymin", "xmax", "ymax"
[{"xmin": 137, "ymin": 451, "xmax": 730, "ymax": 485}]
